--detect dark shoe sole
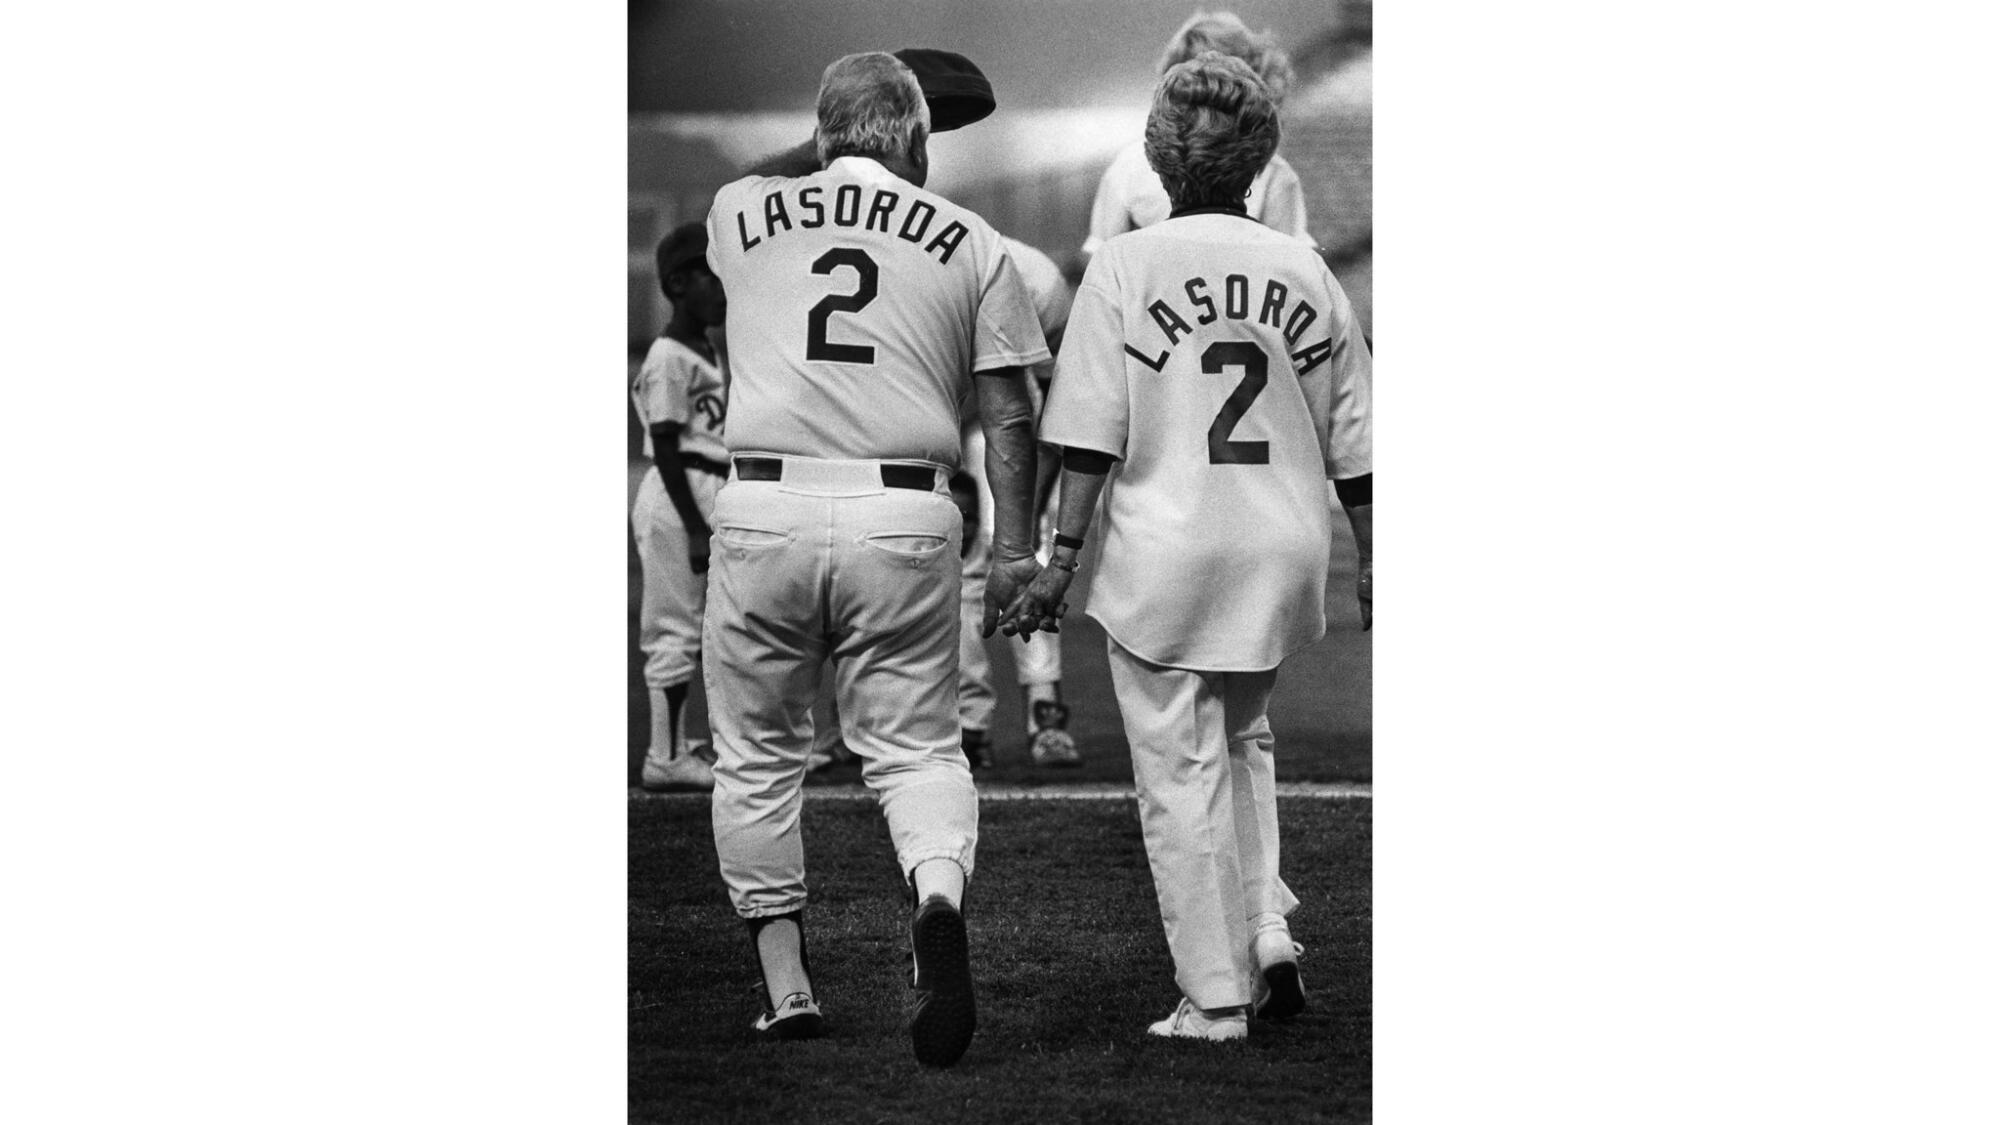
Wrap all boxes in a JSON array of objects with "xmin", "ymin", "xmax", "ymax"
[
  {"xmin": 910, "ymin": 898, "xmax": 976, "ymax": 1067},
  {"xmin": 757, "ymin": 1011, "xmax": 826, "ymax": 1041},
  {"xmin": 1257, "ymin": 962, "xmax": 1307, "ymax": 1021}
]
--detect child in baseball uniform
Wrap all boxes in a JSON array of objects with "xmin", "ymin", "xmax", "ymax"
[
  {"xmin": 631, "ymin": 224, "xmax": 731, "ymax": 792},
  {"xmin": 1005, "ymin": 53, "xmax": 1373, "ymax": 1040}
]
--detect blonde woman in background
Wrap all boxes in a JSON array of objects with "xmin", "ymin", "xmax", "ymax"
[{"xmin": 1082, "ymin": 10, "xmax": 1313, "ymax": 260}]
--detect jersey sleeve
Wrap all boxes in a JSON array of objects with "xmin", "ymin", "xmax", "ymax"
[
  {"xmin": 1038, "ymin": 258, "xmax": 1130, "ymax": 459},
  {"xmin": 972, "ymin": 239, "xmax": 1053, "ymax": 373},
  {"xmin": 653, "ymin": 350, "xmax": 697, "ymax": 428},
  {"xmin": 1259, "ymin": 157, "xmax": 1315, "ymax": 245},
  {"xmin": 1313, "ymin": 269, "xmax": 1372, "ymax": 480},
  {"xmin": 1081, "ymin": 157, "xmax": 1134, "ymax": 259},
  {"xmin": 631, "ymin": 348, "xmax": 673, "ymax": 430}
]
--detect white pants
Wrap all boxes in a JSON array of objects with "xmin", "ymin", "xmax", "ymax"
[
  {"xmin": 705, "ymin": 457, "xmax": 979, "ymax": 919},
  {"xmin": 1107, "ymin": 638, "xmax": 1299, "ymax": 1008},
  {"xmin": 631, "ymin": 467, "xmax": 722, "ymax": 690},
  {"xmin": 957, "ymin": 427, "xmax": 1063, "ymax": 734}
]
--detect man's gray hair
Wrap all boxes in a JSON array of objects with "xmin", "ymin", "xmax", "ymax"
[
  {"xmin": 815, "ymin": 52, "xmax": 931, "ymax": 166},
  {"xmin": 1144, "ymin": 52, "xmax": 1281, "ymax": 211}
]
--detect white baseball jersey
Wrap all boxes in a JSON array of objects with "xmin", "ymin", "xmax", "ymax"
[
  {"xmin": 1041, "ymin": 210, "xmax": 1372, "ymax": 671},
  {"xmin": 1000, "ymin": 236, "xmax": 1072, "ymax": 357},
  {"xmin": 631, "ymin": 335, "xmax": 729, "ymax": 464},
  {"xmin": 705, "ymin": 156, "xmax": 1050, "ymax": 468},
  {"xmin": 1083, "ymin": 141, "xmax": 1314, "ymax": 257}
]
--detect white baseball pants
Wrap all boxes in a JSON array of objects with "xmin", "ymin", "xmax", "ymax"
[
  {"xmin": 1107, "ymin": 638, "xmax": 1299, "ymax": 1009},
  {"xmin": 631, "ymin": 466, "xmax": 723, "ymax": 689},
  {"xmin": 957, "ymin": 425, "xmax": 1063, "ymax": 732},
  {"xmin": 705, "ymin": 456, "xmax": 978, "ymax": 919}
]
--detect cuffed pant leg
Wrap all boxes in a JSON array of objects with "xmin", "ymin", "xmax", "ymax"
[
  {"xmin": 833, "ymin": 490, "xmax": 978, "ymax": 882},
  {"xmin": 705, "ymin": 484, "xmax": 824, "ymax": 918}
]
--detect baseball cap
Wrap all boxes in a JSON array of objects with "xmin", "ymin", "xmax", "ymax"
[
  {"xmin": 893, "ymin": 48, "xmax": 995, "ymax": 132},
  {"xmin": 656, "ymin": 222, "xmax": 709, "ymax": 280}
]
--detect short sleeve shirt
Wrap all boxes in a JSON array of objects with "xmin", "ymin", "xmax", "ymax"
[
  {"xmin": 705, "ymin": 156, "xmax": 1050, "ymax": 467},
  {"xmin": 1041, "ymin": 211, "xmax": 1372, "ymax": 671},
  {"xmin": 631, "ymin": 336, "xmax": 729, "ymax": 464}
]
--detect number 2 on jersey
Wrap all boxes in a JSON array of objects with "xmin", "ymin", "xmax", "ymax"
[
  {"xmin": 1205, "ymin": 341, "xmax": 1271, "ymax": 464},
  {"xmin": 806, "ymin": 248, "xmax": 878, "ymax": 364}
]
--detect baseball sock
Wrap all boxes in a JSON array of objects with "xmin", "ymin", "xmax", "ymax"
[
  {"xmin": 910, "ymin": 859, "xmax": 966, "ymax": 909},
  {"xmin": 1023, "ymin": 683, "xmax": 1060, "ymax": 735},
  {"xmin": 654, "ymin": 683, "xmax": 690, "ymax": 759},
  {"xmin": 747, "ymin": 913, "xmax": 812, "ymax": 1008}
]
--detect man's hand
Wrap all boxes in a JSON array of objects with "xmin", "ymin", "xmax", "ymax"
[
  {"xmin": 1357, "ymin": 567, "xmax": 1372, "ymax": 631},
  {"xmin": 690, "ymin": 528, "xmax": 713, "ymax": 575},
  {"xmin": 981, "ymin": 554, "xmax": 1043, "ymax": 639},
  {"xmin": 998, "ymin": 560, "xmax": 1077, "ymax": 639}
]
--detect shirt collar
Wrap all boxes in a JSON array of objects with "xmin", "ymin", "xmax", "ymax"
[
  {"xmin": 1167, "ymin": 202, "xmax": 1254, "ymax": 221},
  {"xmin": 823, "ymin": 155, "xmax": 909, "ymax": 185}
]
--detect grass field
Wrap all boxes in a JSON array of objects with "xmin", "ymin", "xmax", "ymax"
[
  {"xmin": 627, "ymin": 455, "xmax": 1372, "ymax": 1120},
  {"xmin": 630, "ymin": 796, "xmax": 1372, "ymax": 1123}
]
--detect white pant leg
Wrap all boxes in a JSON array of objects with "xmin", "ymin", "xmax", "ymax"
[
  {"xmin": 704, "ymin": 481, "xmax": 828, "ymax": 919},
  {"xmin": 1108, "ymin": 638, "xmax": 1254, "ymax": 1009},
  {"xmin": 1009, "ymin": 494, "xmax": 1065, "ymax": 686},
  {"xmin": 957, "ymin": 573, "xmax": 995, "ymax": 732},
  {"xmin": 827, "ymin": 485, "xmax": 978, "ymax": 882},
  {"xmin": 632, "ymin": 468, "xmax": 719, "ymax": 690},
  {"xmin": 1222, "ymin": 670, "xmax": 1297, "ymax": 923}
]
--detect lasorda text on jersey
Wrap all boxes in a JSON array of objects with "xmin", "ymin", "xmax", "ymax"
[
  {"xmin": 732, "ymin": 183, "xmax": 970, "ymax": 265},
  {"xmin": 1126, "ymin": 272, "xmax": 1334, "ymax": 374}
]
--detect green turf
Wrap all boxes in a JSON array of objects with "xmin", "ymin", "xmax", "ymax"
[
  {"xmin": 629, "ymin": 796, "xmax": 1371, "ymax": 1123},
  {"xmin": 627, "ymin": 467, "xmax": 1371, "ymax": 786}
]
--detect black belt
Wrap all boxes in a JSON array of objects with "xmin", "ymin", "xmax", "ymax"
[
  {"xmin": 684, "ymin": 455, "xmax": 730, "ymax": 476},
  {"xmin": 734, "ymin": 457, "xmax": 936, "ymax": 491}
]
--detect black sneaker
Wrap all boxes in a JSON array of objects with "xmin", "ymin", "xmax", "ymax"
[
  {"xmin": 908, "ymin": 894, "xmax": 976, "ymax": 1067},
  {"xmin": 752, "ymin": 990, "xmax": 826, "ymax": 1040},
  {"xmin": 962, "ymin": 728, "xmax": 994, "ymax": 770}
]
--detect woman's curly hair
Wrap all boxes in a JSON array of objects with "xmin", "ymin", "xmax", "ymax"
[
  {"xmin": 1143, "ymin": 52, "xmax": 1281, "ymax": 211},
  {"xmin": 1157, "ymin": 10, "xmax": 1293, "ymax": 107}
]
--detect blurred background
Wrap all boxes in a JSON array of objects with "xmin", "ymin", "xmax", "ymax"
[{"xmin": 629, "ymin": 0, "xmax": 1372, "ymax": 353}]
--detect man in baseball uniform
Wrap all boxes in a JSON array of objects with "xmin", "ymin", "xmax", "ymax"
[
  {"xmin": 632, "ymin": 223, "xmax": 730, "ymax": 792},
  {"xmin": 1004, "ymin": 53, "xmax": 1372, "ymax": 1040},
  {"xmin": 702, "ymin": 52, "xmax": 1047, "ymax": 1067},
  {"xmin": 744, "ymin": 48, "xmax": 1002, "ymax": 778}
]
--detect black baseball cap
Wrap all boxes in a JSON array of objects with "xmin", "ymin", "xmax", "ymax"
[{"xmin": 893, "ymin": 48, "xmax": 995, "ymax": 132}]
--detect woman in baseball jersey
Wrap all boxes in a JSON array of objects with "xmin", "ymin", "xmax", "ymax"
[
  {"xmin": 1081, "ymin": 10, "xmax": 1313, "ymax": 261},
  {"xmin": 1010, "ymin": 52, "xmax": 1373, "ymax": 1041}
]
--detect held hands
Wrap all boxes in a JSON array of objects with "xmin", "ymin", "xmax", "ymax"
[
  {"xmin": 997, "ymin": 558, "xmax": 1077, "ymax": 639},
  {"xmin": 981, "ymin": 554, "xmax": 1045, "ymax": 639}
]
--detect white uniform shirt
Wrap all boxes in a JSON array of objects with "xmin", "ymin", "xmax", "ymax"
[
  {"xmin": 1000, "ymin": 236, "xmax": 1072, "ymax": 357},
  {"xmin": 1041, "ymin": 211, "xmax": 1372, "ymax": 671},
  {"xmin": 706, "ymin": 156, "xmax": 1050, "ymax": 468},
  {"xmin": 1083, "ymin": 141, "xmax": 1314, "ymax": 258},
  {"xmin": 632, "ymin": 336, "xmax": 729, "ymax": 464}
]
